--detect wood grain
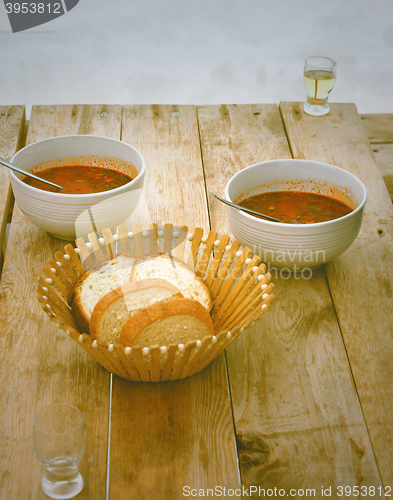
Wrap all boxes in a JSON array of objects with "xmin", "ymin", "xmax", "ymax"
[
  {"xmin": 108, "ymin": 105, "xmax": 240, "ymax": 499},
  {"xmin": 280, "ymin": 101, "xmax": 393, "ymax": 489},
  {"xmin": 0, "ymin": 105, "xmax": 122, "ymax": 499},
  {"xmin": 0, "ymin": 106, "xmax": 25, "ymax": 266},
  {"xmin": 198, "ymin": 104, "xmax": 384, "ymax": 497},
  {"xmin": 360, "ymin": 114, "xmax": 393, "ymax": 143},
  {"xmin": 360, "ymin": 114, "xmax": 393, "ymax": 201},
  {"xmin": 370, "ymin": 143, "xmax": 393, "ymax": 201},
  {"xmin": 121, "ymin": 104, "xmax": 209, "ymax": 231}
]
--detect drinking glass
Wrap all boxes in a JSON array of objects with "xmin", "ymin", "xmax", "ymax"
[
  {"xmin": 303, "ymin": 56, "xmax": 337, "ymax": 116},
  {"xmin": 33, "ymin": 404, "xmax": 86, "ymax": 499}
]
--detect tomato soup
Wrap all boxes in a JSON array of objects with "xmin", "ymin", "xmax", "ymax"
[
  {"xmin": 238, "ymin": 191, "xmax": 353, "ymax": 224},
  {"xmin": 22, "ymin": 165, "xmax": 134, "ymax": 194}
]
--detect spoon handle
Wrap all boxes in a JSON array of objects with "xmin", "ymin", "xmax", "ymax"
[
  {"xmin": 0, "ymin": 157, "xmax": 64, "ymax": 190},
  {"xmin": 211, "ymin": 192, "xmax": 283, "ymax": 223}
]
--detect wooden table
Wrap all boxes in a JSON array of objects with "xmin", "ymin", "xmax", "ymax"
[{"xmin": 0, "ymin": 103, "xmax": 392, "ymax": 500}]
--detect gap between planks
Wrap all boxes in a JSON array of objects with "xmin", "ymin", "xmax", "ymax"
[{"xmin": 195, "ymin": 105, "xmax": 244, "ymax": 487}]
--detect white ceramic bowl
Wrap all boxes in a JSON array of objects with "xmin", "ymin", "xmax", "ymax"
[
  {"xmin": 10, "ymin": 135, "xmax": 146, "ymax": 240},
  {"xmin": 224, "ymin": 159, "xmax": 367, "ymax": 270}
]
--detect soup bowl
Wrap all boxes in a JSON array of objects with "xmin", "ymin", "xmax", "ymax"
[
  {"xmin": 224, "ymin": 159, "xmax": 367, "ymax": 271},
  {"xmin": 10, "ymin": 135, "xmax": 146, "ymax": 240}
]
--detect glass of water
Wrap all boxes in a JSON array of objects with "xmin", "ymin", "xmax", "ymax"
[
  {"xmin": 33, "ymin": 404, "xmax": 86, "ymax": 499},
  {"xmin": 303, "ymin": 56, "xmax": 337, "ymax": 116}
]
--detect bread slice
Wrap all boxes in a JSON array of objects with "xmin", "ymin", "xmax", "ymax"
[
  {"xmin": 118, "ymin": 297, "xmax": 214, "ymax": 348},
  {"xmin": 88, "ymin": 252, "xmax": 137, "ymax": 275},
  {"xmin": 89, "ymin": 279, "xmax": 183, "ymax": 343},
  {"xmin": 130, "ymin": 253, "xmax": 212, "ymax": 312},
  {"xmin": 71, "ymin": 252, "xmax": 136, "ymax": 333}
]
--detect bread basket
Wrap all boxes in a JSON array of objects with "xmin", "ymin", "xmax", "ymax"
[{"xmin": 37, "ymin": 223, "xmax": 274, "ymax": 382}]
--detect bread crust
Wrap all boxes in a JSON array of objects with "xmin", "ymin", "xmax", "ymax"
[
  {"xmin": 89, "ymin": 278, "xmax": 182, "ymax": 340},
  {"xmin": 71, "ymin": 271, "xmax": 92, "ymax": 333},
  {"xmin": 118, "ymin": 297, "xmax": 214, "ymax": 348}
]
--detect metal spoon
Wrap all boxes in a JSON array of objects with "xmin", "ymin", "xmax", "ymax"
[
  {"xmin": 211, "ymin": 192, "xmax": 285, "ymax": 223},
  {"xmin": 0, "ymin": 156, "xmax": 64, "ymax": 190}
]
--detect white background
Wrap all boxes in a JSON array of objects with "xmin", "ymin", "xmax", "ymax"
[{"xmin": 0, "ymin": 0, "xmax": 393, "ymax": 117}]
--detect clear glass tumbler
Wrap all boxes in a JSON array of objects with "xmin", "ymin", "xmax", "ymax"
[
  {"xmin": 303, "ymin": 56, "xmax": 337, "ymax": 116},
  {"xmin": 33, "ymin": 404, "xmax": 86, "ymax": 499}
]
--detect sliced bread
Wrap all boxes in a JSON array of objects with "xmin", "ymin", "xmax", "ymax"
[
  {"xmin": 130, "ymin": 253, "xmax": 212, "ymax": 312},
  {"xmin": 118, "ymin": 297, "xmax": 214, "ymax": 348},
  {"xmin": 89, "ymin": 278, "xmax": 183, "ymax": 343},
  {"xmin": 71, "ymin": 252, "xmax": 136, "ymax": 333}
]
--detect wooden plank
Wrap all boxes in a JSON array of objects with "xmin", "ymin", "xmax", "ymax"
[
  {"xmin": 0, "ymin": 106, "xmax": 25, "ymax": 265},
  {"xmin": 198, "ymin": 104, "xmax": 384, "ymax": 494},
  {"xmin": 121, "ymin": 104, "xmax": 209, "ymax": 231},
  {"xmin": 280, "ymin": 102, "xmax": 393, "ymax": 488},
  {"xmin": 360, "ymin": 114, "xmax": 393, "ymax": 201},
  {"xmin": 361, "ymin": 114, "xmax": 393, "ymax": 143},
  {"xmin": 108, "ymin": 105, "xmax": 240, "ymax": 498},
  {"xmin": 370, "ymin": 143, "xmax": 393, "ymax": 201},
  {"xmin": 0, "ymin": 105, "xmax": 122, "ymax": 499}
]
